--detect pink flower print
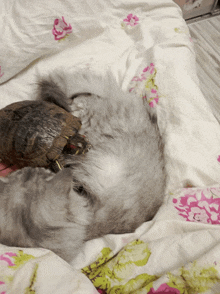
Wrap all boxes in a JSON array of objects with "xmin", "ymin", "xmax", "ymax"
[
  {"xmin": 210, "ymin": 187, "xmax": 220, "ymax": 198},
  {"xmin": 148, "ymin": 88, "xmax": 159, "ymax": 108},
  {"xmin": 131, "ymin": 73, "xmax": 146, "ymax": 82},
  {"xmin": 173, "ymin": 187, "xmax": 220, "ymax": 224},
  {"xmin": 123, "ymin": 14, "xmax": 139, "ymax": 27},
  {"xmin": 148, "ymin": 283, "xmax": 180, "ymax": 294},
  {"xmin": 52, "ymin": 16, "xmax": 72, "ymax": 41},
  {"xmin": 187, "ymin": 206, "xmax": 209, "ymax": 222},
  {"xmin": 143, "ymin": 63, "xmax": 155, "ymax": 75},
  {"xmin": 217, "ymin": 155, "xmax": 220, "ymax": 163},
  {"xmin": 0, "ymin": 66, "xmax": 4, "ymax": 78},
  {"xmin": 97, "ymin": 289, "xmax": 106, "ymax": 294},
  {"xmin": 129, "ymin": 63, "xmax": 160, "ymax": 107},
  {"xmin": 0, "ymin": 281, "xmax": 6, "ymax": 294},
  {"xmin": 0, "ymin": 252, "xmax": 17, "ymax": 267}
]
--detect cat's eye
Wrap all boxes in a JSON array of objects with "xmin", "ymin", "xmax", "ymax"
[{"xmin": 73, "ymin": 184, "xmax": 87, "ymax": 196}]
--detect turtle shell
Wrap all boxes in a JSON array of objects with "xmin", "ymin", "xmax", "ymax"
[{"xmin": 0, "ymin": 100, "xmax": 85, "ymax": 170}]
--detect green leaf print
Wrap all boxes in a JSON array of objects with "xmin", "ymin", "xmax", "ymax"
[
  {"xmin": 92, "ymin": 276, "xmax": 112, "ymax": 290},
  {"xmin": 110, "ymin": 274, "xmax": 157, "ymax": 294},
  {"xmin": 82, "ymin": 239, "xmax": 156, "ymax": 293},
  {"xmin": 145, "ymin": 69, "xmax": 158, "ymax": 92},
  {"xmin": 9, "ymin": 250, "xmax": 35, "ymax": 270},
  {"xmin": 135, "ymin": 281, "xmax": 155, "ymax": 294},
  {"xmin": 82, "ymin": 247, "xmax": 114, "ymax": 281},
  {"xmin": 167, "ymin": 261, "xmax": 220, "ymax": 293},
  {"xmin": 24, "ymin": 263, "xmax": 39, "ymax": 294}
]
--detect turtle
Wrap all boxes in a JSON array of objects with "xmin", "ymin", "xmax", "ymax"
[{"xmin": 0, "ymin": 100, "xmax": 90, "ymax": 173}]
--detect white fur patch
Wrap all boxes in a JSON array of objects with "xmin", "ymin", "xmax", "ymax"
[{"xmin": 96, "ymin": 154, "xmax": 124, "ymax": 190}]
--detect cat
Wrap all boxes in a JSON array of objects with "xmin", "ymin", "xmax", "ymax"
[{"xmin": 0, "ymin": 75, "xmax": 166, "ymax": 263}]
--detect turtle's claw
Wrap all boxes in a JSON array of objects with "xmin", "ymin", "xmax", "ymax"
[{"xmin": 50, "ymin": 160, "xmax": 64, "ymax": 173}]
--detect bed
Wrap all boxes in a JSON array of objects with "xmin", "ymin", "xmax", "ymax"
[{"xmin": 1, "ymin": 0, "xmax": 220, "ymax": 293}]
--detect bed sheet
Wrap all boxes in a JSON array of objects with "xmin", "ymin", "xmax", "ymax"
[{"xmin": 1, "ymin": 0, "xmax": 220, "ymax": 293}]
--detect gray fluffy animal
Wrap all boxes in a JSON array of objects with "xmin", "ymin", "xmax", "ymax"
[{"xmin": 0, "ymin": 76, "xmax": 166, "ymax": 263}]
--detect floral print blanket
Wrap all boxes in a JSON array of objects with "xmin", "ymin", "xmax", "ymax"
[{"xmin": 1, "ymin": 0, "xmax": 220, "ymax": 293}]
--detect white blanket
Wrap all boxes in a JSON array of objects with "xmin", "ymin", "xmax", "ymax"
[{"xmin": 1, "ymin": 0, "xmax": 220, "ymax": 293}]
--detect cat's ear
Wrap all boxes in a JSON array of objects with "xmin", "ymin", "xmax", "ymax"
[{"xmin": 47, "ymin": 168, "xmax": 73, "ymax": 195}]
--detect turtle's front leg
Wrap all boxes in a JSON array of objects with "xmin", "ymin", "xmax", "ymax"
[
  {"xmin": 47, "ymin": 134, "xmax": 91, "ymax": 173},
  {"xmin": 64, "ymin": 134, "xmax": 92, "ymax": 155}
]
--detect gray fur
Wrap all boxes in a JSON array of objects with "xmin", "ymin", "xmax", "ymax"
[{"xmin": 0, "ymin": 77, "xmax": 166, "ymax": 262}]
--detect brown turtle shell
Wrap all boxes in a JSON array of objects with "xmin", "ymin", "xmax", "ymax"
[{"xmin": 0, "ymin": 100, "xmax": 89, "ymax": 172}]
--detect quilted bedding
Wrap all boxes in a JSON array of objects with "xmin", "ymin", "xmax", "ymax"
[{"xmin": 1, "ymin": 0, "xmax": 220, "ymax": 293}]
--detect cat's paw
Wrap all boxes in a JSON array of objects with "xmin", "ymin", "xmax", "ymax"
[{"xmin": 70, "ymin": 93, "xmax": 91, "ymax": 118}]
